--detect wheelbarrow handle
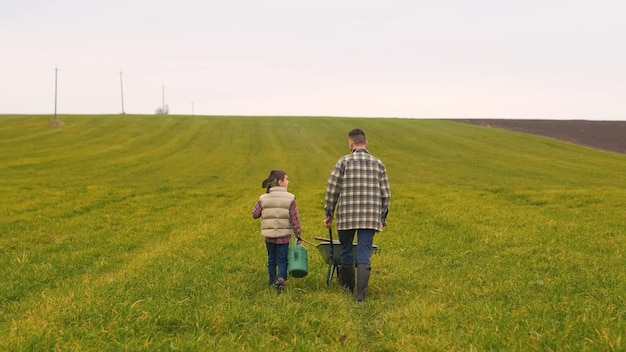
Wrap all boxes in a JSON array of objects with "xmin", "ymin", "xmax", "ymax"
[
  {"xmin": 299, "ymin": 238, "xmax": 317, "ymax": 246},
  {"xmin": 314, "ymin": 236, "xmax": 340, "ymax": 244}
]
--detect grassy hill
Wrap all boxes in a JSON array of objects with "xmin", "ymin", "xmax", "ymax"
[{"xmin": 1, "ymin": 114, "xmax": 625, "ymax": 351}]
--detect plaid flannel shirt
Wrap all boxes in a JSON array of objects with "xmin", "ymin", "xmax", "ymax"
[{"xmin": 324, "ymin": 149, "xmax": 391, "ymax": 231}]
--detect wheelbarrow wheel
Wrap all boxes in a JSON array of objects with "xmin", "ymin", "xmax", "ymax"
[
  {"xmin": 326, "ymin": 263, "xmax": 343, "ymax": 286},
  {"xmin": 326, "ymin": 263, "xmax": 334, "ymax": 285}
]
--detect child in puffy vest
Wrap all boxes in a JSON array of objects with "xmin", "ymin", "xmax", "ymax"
[{"xmin": 252, "ymin": 170, "xmax": 302, "ymax": 293}]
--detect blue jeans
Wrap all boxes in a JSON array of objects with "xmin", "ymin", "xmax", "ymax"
[
  {"xmin": 266, "ymin": 242, "xmax": 289, "ymax": 285},
  {"xmin": 338, "ymin": 229, "xmax": 375, "ymax": 265}
]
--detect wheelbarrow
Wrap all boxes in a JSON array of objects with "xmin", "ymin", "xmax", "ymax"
[{"xmin": 302, "ymin": 229, "xmax": 380, "ymax": 285}]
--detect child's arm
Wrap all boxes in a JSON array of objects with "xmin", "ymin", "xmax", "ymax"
[
  {"xmin": 252, "ymin": 200, "xmax": 263, "ymax": 219},
  {"xmin": 289, "ymin": 200, "xmax": 302, "ymax": 242}
]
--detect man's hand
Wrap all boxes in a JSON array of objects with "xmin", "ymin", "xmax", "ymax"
[{"xmin": 323, "ymin": 216, "xmax": 333, "ymax": 229}]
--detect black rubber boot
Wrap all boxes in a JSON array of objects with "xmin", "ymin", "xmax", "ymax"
[
  {"xmin": 356, "ymin": 263, "xmax": 371, "ymax": 302},
  {"xmin": 340, "ymin": 264, "xmax": 355, "ymax": 293}
]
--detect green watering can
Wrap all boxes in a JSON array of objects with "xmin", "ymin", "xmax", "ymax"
[{"xmin": 288, "ymin": 241, "xmax": 308, "ymax": 278}]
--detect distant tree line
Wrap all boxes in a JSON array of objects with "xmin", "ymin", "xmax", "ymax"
[{"xmin": 155, "ymin": 105, "xmax": 169, "ymax": 115}]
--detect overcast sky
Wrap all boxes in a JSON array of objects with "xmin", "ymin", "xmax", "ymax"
[{"xmin": 2, "ymin": 0, "xmax": 625, "ymax": 119}]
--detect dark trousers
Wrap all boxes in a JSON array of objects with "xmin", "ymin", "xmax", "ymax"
[
  {"xmin": 338, "ymin": 229, "xmax": 375, "ymax": 265},
  {"xmin": 266, "ymin": 241, "xmax": 289, "ymax": 285}
]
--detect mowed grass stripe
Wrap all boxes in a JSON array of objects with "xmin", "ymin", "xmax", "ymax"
[{"xmin": 1, "ymin": 114, "xmax": 625, "ymax": 351}]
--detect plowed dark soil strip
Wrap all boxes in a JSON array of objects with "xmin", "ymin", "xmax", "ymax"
[{"xmin": 454, "ymin": 119, "xmax": 626, "ymax": 155}]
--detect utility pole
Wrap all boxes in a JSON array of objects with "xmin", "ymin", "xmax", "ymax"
[
  {"xmin": 162, "ymin": 85, "xmax": 165, "ymax": 114},
  {"xmin": 49, "ymin": 66, "xmax": 63, "ymax": 126},
  {"xmin": 120, "ymin": 71, "xmax": 125, "ymax": 114},
  {"xmin": 54, "ymin": 66, "xmax": 58, "ymax": 122}
]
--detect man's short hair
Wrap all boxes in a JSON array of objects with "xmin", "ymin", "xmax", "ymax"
[{"xmin": 348, "ymin": 128, "xmax": 366, "ymax": 145}]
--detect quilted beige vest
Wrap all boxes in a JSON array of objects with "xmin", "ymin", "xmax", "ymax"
[{"xmin": 260, "ymin": 187, "xmax": 295, "ymax": 238}]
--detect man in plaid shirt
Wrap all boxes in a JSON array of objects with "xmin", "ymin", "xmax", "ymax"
[{"xmin": 324, "ymin": 128, "xmax": 391, "ymax": 302}]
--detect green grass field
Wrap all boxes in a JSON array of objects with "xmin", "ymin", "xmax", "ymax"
[{"xmin": 1, "ymin": 114, "xmax": 625, "ymax": 351}]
